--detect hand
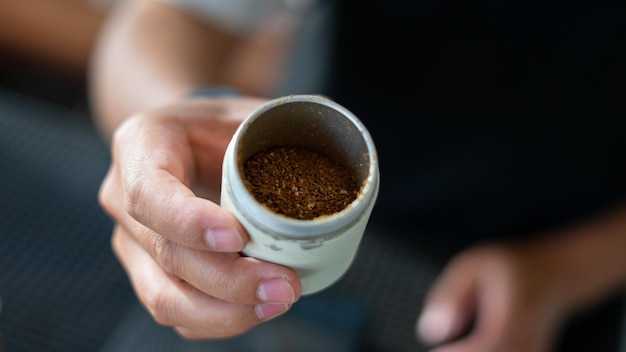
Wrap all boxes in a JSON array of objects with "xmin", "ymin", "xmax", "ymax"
[
  {"xmin": 99, "ymin": 97, "xmax": 303, "ymax": 339},
  {"xmin": 417, "ymin": 243, "xmax": 570, "ymax": 352}
]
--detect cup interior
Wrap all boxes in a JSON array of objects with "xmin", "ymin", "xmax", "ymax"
[{"xmin": 235, "ymin": 98, "xmax": 373, "ymax": 190}]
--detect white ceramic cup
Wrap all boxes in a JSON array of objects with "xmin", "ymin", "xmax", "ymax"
[{"xmin": 221, "ymin": 95, "xmax": 379, "ymax": 295}]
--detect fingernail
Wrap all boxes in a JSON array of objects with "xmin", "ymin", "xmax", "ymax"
[
  {"xmin": 257, "ymin": 276, "xmax": 295, "ymax": 303},
  {"xmin": 417, "ymin": 305, "xmax": 454, "ymax": 345},
  {"xmin": 255, "ymin": 303, "xmax": 289, "ymax": 320},
  {"xmin": 204, "ymin": 227, "xmax": 243, "ymax": 251}
]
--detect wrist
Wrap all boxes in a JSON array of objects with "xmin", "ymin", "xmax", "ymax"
[{"xmin": 538, "ymin": 206, "xmax": 626, "ymax": 313}]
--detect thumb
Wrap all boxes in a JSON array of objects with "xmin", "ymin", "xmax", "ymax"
[{"xmin": 417, "ymin": 255, "xmax": 480, "ymax": 345}]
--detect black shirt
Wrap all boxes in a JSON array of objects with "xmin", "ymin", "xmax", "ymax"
[{"xmin": 327, "ymin": 0, "xmax": 626, "ymax": 250}]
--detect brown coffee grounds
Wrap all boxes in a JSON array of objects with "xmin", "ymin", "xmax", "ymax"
[{"xmin": 243, "ymin": 146, "xmax": 359, "ymax": 220}]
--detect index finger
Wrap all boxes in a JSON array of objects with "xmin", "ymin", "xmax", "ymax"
[{"xmin": 114, "ymin": 112, "xmax": 247, "ymax": 252}]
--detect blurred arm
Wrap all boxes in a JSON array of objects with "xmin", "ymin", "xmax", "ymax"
[
  {"xmin": 0, "ymin": 0, "xmax": 105, "ymax": 75},
  {"xmin": 89, "ymin": 0, "xmax": 301, "ymax": 141},
  {"xmin": 546, "ymin": 205, "xmax": 626, "ymax": 312},
  {"xmin": 88, "ymin": 0, "xmax": 241, "ymax": 139}
]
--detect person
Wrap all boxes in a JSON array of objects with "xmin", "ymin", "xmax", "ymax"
[{"xmin": 89, "ymin": 0, "xmax": 626, "ymax": 351}]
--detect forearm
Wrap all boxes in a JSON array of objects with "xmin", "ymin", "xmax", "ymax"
[
  {"xmin": 88, "ymin": 0, "xmax": 237, "ymax": 140},
  {"xmin": 541, "ymin": 204, "xmax": 626, "ymax": 313},
  {"xmin": 0, "ymin": 0, "xmax": 105, "ymax": 74}
]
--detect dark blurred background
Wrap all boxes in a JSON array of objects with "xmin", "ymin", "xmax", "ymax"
[{"xmin": 0, "ymin": 1, "xmax": 137, "ymax": 352}]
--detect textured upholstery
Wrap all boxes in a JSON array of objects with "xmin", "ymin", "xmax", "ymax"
[{"xmin": 0, "ymin": 89, "xmax": 135, "ymax": 352}]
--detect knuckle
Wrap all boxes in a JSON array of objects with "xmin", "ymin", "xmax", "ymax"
[
  {"xmin": 124, "ymin": 175, "xmax": 147, "ymax": 221},
  {"xmin": 203, "ymin": 269, "xmax": 245, "ymax": 303},
  {"xmin": 110, "ymin": 114, "xmax": 140, "ymax": 150},
  {"xmin": 110, "ymin": 120, "xmax": 129, "ymax": 146},
  {"xmin": 220, "ymin": 279, "xmax": 244, "ymax": 303},
  {"xmin": 149, "ymin": 232, "xmax": 176, "ymax": 274},
  {"xmin": 144, "ymin": 291, "xmax": 175, "ymax": 327},
  {"xmin": 110, "ymin": 228, "xmax": 123, "ymax": 255},
  {"xmin": 98, "ymin": 171, "xmax": 117, "ymax": 216}
]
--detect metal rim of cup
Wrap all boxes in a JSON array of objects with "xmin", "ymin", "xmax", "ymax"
[{"xmin": 227, "ymin": 95, "xmax": 379, "ymax": 240}]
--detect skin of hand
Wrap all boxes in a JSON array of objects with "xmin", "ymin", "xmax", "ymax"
[
  {"xmin": 98, "ymin": 97, "xmax": 303, "ymax": 339},
  {"xmin": 417, "ymin": 207, "xmax": 626, "ymax": 352},
  {"xmin": 416, "ymin": 243, "xmax": 565, "ymax": 352}
]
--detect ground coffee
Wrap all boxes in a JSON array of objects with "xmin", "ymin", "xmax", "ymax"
[{"xmin": 243, "ymin": 146, "xmax": 359, "ymax": 220}]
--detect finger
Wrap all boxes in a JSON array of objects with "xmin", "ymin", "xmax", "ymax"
[
  {"xmin": 103, "ymin": 158, "xmax": 302, "ymax": 307},
  {"xmin": 424, "ymin": 293, "xmax": 499, "ymax": 352},
  {"xmin": 140, "ymin": 228, "xmax": 302, "ymax": 305},
  {"xmin": 417, "ymin": 254, "xmax": 480, "ymax": 345},
  {"xmin": 174, "ymin": 327, "xmax": 209, "ymax": 340},
  {"xmin": 111, "ymin": 115, "xmax": 247, "ymax": 252},
  {"xmin": 174, "ymin": 249, "xmax": 302, "ymax": 305},
  {"xmin": 425, "ymin": 249, "xmax": 536, "ymax": 352},
  {"xmin": 112, "ymin": 226, "xmax": 291, "ymax": 338},
  {"xmin": 116, "ymin": 215, "xmax": 301, "ymax": 305},
  {"xmin": 425, "ymin": 298, "xmax": 500, "ymax": 352}
]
